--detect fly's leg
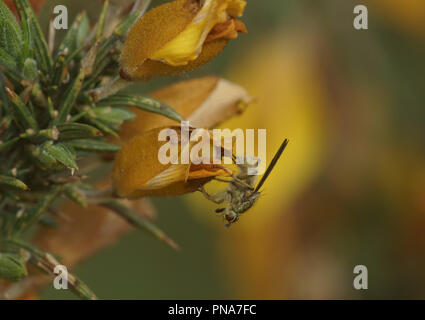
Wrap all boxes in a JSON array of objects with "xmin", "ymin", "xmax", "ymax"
[
  {"xmin": 214, "ymin": 177, "xmax": 232, "ymax": 183},
  {"xmin": 212, "ymin": 165, "xmax": 254, "ymax": 190},
  {"xmin": 199, "ymin": 187, "xmax": 233, "ymax": 220},
  {"xmin": 199, "ymin": 187, "xmax": 226, "ymax": 204}
]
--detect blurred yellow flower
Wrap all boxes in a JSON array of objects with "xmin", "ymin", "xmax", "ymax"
[
  {"xmin": 120, "ymin": 0, "xmax": 247, "ymax": 81},
  {"xmin": 185, "ymin": 29, "xmax": 329, "ymax": 298}
]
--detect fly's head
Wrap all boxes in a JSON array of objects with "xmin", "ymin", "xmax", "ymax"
[{"xmin": 217, "ymin": 191, "xmax": 261, "ymax": 226}]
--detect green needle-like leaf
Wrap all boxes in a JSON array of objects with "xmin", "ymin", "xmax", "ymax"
[
  {"xmin": 13, "ymin": 185, "xmax": 62, "ymax": 235},
  {"xmin": 101, "ymin": 200, "xmax": 180, "ymax": 251},
  {"xmin": 55, "ymin": 69, "xmax": 85, "ymax": 124},
  {"xmin": 97, "ymin": 94, "xmax": 184, "ymax": 122},
  {"xmin": 57, "ymin": 11, "xmax": 89, "ymax": 58},
  {"xmin": 66, "ymin": 139, "xmax": 120, "ymax": 152},
  {"xmin": 44, "ymin": 142, "xmax": 78, "ymax": 170},
  {"xmin": 0, "ymin": 47, "xmax": 17, "ymax": 71},
  {"xmin": 96, "ymin": 0, "xmax": 109, "ymax": 41},
  {"xmin": 14, "ymin": 0, "xmax": 52, "ymax": 74},
  {"xmin": 5, "ymin": 87, "xmax": 39, "ymax": 131},
  {"xmin": 64, "ymin": 185, "xmax": 87, "ymax": 207},
  {"xmin": 0, "ymin": 1, "xmax": 22, "ymax": 60},
  {"xmin": 57, "ymin": 123, "xmax": 103, "ymax": 140},
  {"xmin": 91, "ymin": 106, "xmax": 135, "ymax": 128},
  {"xmin": 0, "ymin": 253, "xmax": 27, "ymax": 282},
  {"xmin": 0, "ymin": 175, "xmax": 29, "ymax": 191}
]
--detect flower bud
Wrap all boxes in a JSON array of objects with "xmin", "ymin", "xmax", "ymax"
[{"xmin": 120, "ymin": 0, "xmax": 247, "ymax": 81}]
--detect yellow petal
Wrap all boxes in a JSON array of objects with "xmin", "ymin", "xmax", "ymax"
[
  {"xmin": 112, "ymin": 126, "xmax": 230, "ymax": 199},
  {"xmin": 120, "ymin": 0, "xmax": 202, "ymax": 80},
  {"xmin": 151, "ymin": 0, "xmax": 247, "ymax": 66},
  {"xmin": 121, "ymin": 38, "xmax": 229, "ymax": 81}
]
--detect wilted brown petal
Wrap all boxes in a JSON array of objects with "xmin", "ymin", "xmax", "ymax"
[{"xmin": 118, "ymin": 76, "xmax": 252, "ymax": 143}]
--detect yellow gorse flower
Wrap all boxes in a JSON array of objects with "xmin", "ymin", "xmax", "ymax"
[
  {"xmin": 120, "ymin": 0, "xmax": 247, "ymax": 81},
  {"xmin": 112, "ymin": 126, "xmax": 231, "ymax": 199},
  {"xmin": 151, "ymin": 0, "xmax": 246, "ymax": 66},
  {"xmin": 112, "ymin": 76, "xmax": 252, "ymax": 199}
]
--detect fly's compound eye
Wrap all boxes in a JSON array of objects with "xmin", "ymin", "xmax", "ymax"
[{"xmin": 225, "ymin": 212, "xmax": 238, "ymax": 223}]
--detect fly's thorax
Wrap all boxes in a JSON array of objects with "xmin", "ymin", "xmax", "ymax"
[
  {"xmin": 236, "ymin": 156, "xmax": 259, "ymax": 175},
  {"xmin": 246, "ymin": 174, "xmax": 258, "ymax": 189},
  {"xmin": 238, "ymin": 191, "xmax": 260, "ymax": 213},
  {"xmin": 243, "ymin": 196, "xmax": 257, "ymax": 211},
  {"xmin": 235, "ymin": 155, "xmax": 260, "ymax": 184},
  {"xmin": 228, "ymin": 184, "xmax": 248, "ymax": 205}
]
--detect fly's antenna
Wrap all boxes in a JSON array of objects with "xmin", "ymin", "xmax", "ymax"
[{"xmin": 254, "ymin": 139, "xmax": 289, "ymax": 193}]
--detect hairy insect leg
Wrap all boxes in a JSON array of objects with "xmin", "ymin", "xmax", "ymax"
[
  {"xmin": 214, "ymin": 177, "xmax": 233, "ymax": 183},
  {"xmin": 198, "ymin": 187, "xmax": 226, "ymax": 204},
  {"xmin": 212, "ymin": 165, "xmax": 254, "ymax": 190}
]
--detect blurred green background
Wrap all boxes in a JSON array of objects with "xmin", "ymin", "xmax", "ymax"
[{"xmin": 31, "ymin": 0, "xmax": 425, "ymax": 299}]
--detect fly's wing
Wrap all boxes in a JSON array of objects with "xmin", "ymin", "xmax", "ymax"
[{"xmin": 254, "ymin": 139, "xmax": 289, "ymax": 193}]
